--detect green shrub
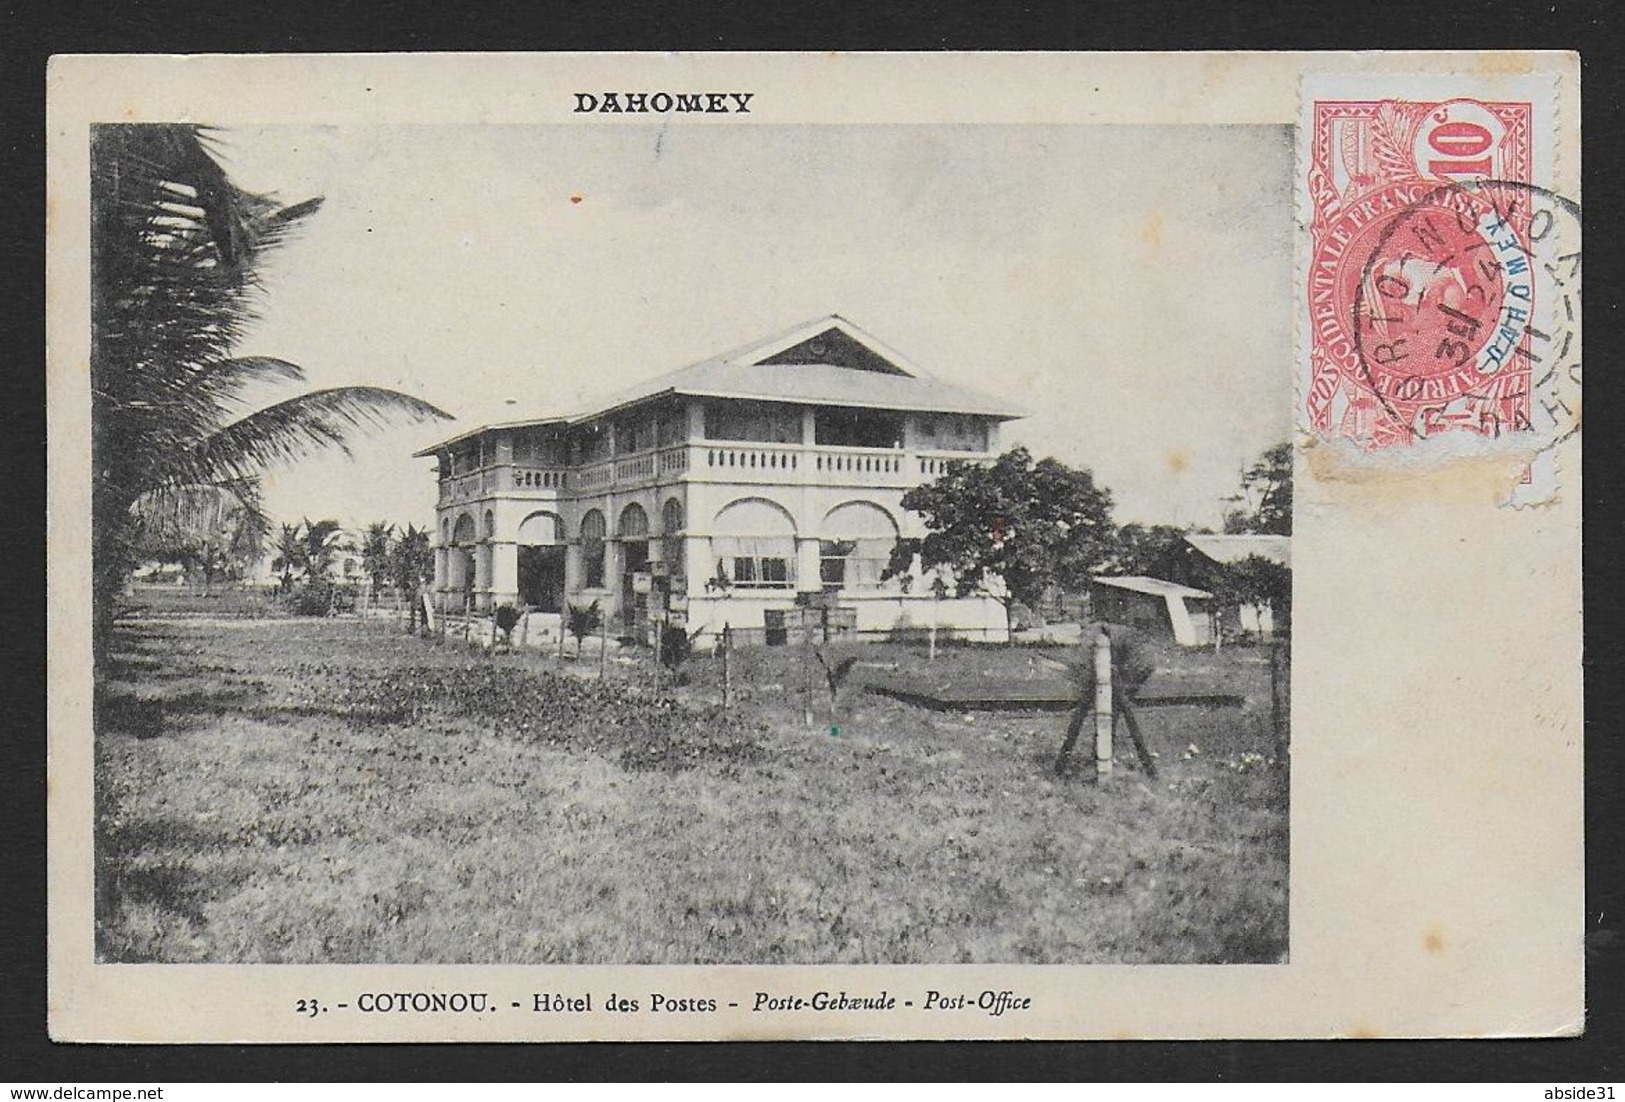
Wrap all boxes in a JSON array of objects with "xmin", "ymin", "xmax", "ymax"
[
  {"xmin": 658, "ymin": 622, "xmax": 692, "ymax": 671},
  {"xmin": 1069, "ymin": 624, "xmax": 1155, "ymax": 704},
  {"xmin": 566, "ymin": 600, "xmax": 602, "ymax": 657},
  {"xmin": 493, "ymin": 603, "xmax": 521, "ymax": 646},
  {"xmin": 289, "ymin": 579, "xmax": 353, "ymax": 617}
]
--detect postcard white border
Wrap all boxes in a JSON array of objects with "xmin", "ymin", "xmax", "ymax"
[{"xmin": 47, "ymin": 50, "xmax": 1583, "ymax": 1042}]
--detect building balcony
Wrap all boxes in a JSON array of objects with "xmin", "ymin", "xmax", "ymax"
[
  {"xmin": 438, "ymin": 443, "xmax": 986, "ymax": 505},
  {"xmin": 439, "ymin": 464, "xmax": 572, "ymax": 505}
]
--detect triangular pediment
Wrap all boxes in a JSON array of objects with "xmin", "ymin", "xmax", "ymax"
[{"xmin": 753, "ymin": 326, "xmax": 911, "ymax": 376}]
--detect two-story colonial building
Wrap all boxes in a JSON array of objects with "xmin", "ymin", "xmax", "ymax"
[{"xmin": 416, "ymin": 316, "xmax": 1023, "ymax": 642}]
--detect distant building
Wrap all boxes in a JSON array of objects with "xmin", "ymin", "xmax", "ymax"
[
  {"xmin": 415, "ymin": 316, "xmax": 1023, "ymax": 641},
  {"xmin": 1089, "ymin": 575, "xmax": 1215, "ymax": 646},
  {"xmin": 1182, "ymin": 533, "xmax": 1290, "ymax": 571},
  {"xmin": 1175, "ymin": 533, "xmax": 1290, "ymax": 638}
]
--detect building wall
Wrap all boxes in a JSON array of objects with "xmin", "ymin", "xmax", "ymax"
[{"xmin": 430, "ymin": 402, "xmax": 1008, "ymax": 640}]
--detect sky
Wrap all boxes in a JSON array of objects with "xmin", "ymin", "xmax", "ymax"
[{"xmin": 214, "ymin": 122, "xmax": 1292, "ymax": 532}]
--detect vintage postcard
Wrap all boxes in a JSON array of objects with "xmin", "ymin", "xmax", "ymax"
[{"xmin": 46, "ymin": 52, "xmax": 1582, "ymax": 1041}]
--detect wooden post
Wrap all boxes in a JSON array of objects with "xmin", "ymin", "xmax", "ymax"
[
  {"xmin": 653, "ymin": 616, "xmax": 663, "ymax": 694},
  {"xmin": 1270, "ymin": 637, "xmax": 1289, "ymax": 761},
  {"xmin": 721, "ymin": 623, "xmax": 732, "ymax": 709},
  {"xmin": 803, "ymin": 621, "xmax": 814, "ymax": 727},
  {"xmin": 518, "ymin": 609, "xmax": 530, "ymax": 649},
  {"xmin": 1118, "ymin": 701, "xmax": 1158, "ymax": 778},
  {"xmin": 1093, "ymin": 628, "xmax": 1114, "ymax": 780},
  {"xmin": 598, "ymin": 606, "xmax": 608, "ymax": 680},
  {"xmin": 1055, "ymin": 692, "xmax": 1089, "ymax": 775}
]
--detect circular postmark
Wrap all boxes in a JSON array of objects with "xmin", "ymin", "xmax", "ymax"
[
  {"xmin": 1361, "ymin": 179, "xmax": 1579, "ymax": 448},
  {"xmin": 1352, "ymin": 181, "xmax": 1528, "ymax": 413},
  {"xmin": 1308, "ymin": 176, "xmax": 1579, "ymax": 464},
  {"xmin": 1462, "ymin": 179, "xmax": 1584, "ymax": 457}
]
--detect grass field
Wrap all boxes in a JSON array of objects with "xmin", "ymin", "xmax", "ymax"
[{"xmin": 94, "ymin": 611, "xmax": 1288, "ymax": 965}]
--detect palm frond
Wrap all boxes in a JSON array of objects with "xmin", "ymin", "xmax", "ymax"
[{"xmin": 186, "ymin": 387, "xmax": 452, "ymax": 484}]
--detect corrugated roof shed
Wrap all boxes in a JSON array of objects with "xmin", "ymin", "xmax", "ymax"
[{"xmin": 1091, "ymin": 575, "xmax": 1213, "ymax": 600}]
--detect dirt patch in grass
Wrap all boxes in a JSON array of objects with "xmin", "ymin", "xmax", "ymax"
[{"xmin": 95, "ymin": 616, "xmax": 1287, "ymax": 965}]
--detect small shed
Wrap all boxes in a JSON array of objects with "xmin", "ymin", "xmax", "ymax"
[{"xmin": 1089, "ymin": 575, "xmax": 1215, "ymax": 647}]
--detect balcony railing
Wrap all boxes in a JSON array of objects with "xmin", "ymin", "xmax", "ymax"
[
  {"xmin": 513, "ymin": 465, "xmax": 569, "ymax": 490},
  {"xmin": 438, "ymin": 444, "xmax": 987, "ymax": 503}
]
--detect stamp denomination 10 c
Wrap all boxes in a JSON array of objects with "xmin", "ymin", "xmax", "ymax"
[{"xmin": 1302, "ymin": 76, "xmax": 1575, "ymax": 501}]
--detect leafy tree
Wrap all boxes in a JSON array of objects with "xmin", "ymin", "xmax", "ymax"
[
  {"xmin": 389, "ymin": 524, "xmax": 434, "ymax": 598},
  {"xmin": 91, "ymin": 124, "xmax": 451, "ymax": 659},
  {"xmin": 1109, "ymin": 522, "xmax": 1190, "ymax": 578},
  {"xmin": 890, "ymin": 447, "xmax": 1115, "ymax": 641},
  {"xmin": 359, "ymin": 522, "xmax": 395, "ymax": 594},
  {"xmin": 1207, "ymin": 554, "xmax": 1293, "ymax": 639},
  {"xmin": 1223, "ymin": 443, "xmax": 1292, "ymax": 535}
]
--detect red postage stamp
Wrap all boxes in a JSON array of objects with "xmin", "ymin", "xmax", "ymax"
[{"xmin": 1304, "ymin": 93, "xmax": 1541, "ymax": 452}]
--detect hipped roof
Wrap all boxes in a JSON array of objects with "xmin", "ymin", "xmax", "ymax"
[{"xmin": 417, "ymin": 315, "xmax": 1024, "ymax": 456}]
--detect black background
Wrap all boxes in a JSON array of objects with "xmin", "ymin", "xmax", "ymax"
[{"xmin": 4, "ymin": 0, "xmax": 1621, "ymax": 1082}]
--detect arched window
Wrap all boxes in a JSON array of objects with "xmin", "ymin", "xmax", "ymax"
[
  {"xmin": 580, "ymin": 509, "xmax": 607, "ymax": 588},
  {"xmin": 617, "ymin": 502, "xmax": 650, "ymax": 539},
  {"xmin": 451, "ymin": 513, "xmax": 476, "ymax": 546},
  {"xmin": 483, "ymin": 509, "xmax": 496, "ymax": 540},
  {"xmin": 517, "ymin": 511, "xmax": 564, "ymax": 545},
  {"xmin": 711, "ymin": 498, "xmax": 797, "ymax": 589},
  {"xmin": 661, "ymin": 498, "xmax": 686, "ymax": 582},
  {"xmin": 820, "ymin": 501, "xmax": 899, "ymax": 590}
]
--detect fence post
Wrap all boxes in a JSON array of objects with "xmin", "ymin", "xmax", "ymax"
[
  {"xmin": 419, "ymin": 587, "xmax": 437, "ymax": 636},
  {"xmin": 653, "ymin": 617, "xmax": 663, "ymax": 694},
  {"xmin": 1093, "ymin": 628, "xmax": 1114, "ymax": 780},
  {"xmin": 721, "ymin": 623, "xmax": 731, "ymax": 709},
  {"xmin": 802, "ymin": 621, "xmax": 814, "ymax": 727},
  {"xmin": 1270, "ymin": 636, "xmax": 1289, "ymax": 762},
  {"xmin": 598, "ymin": 606, "xmax": 608, "ymax": 680}
]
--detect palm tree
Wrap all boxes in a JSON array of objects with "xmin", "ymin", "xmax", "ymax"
[
  {"xmin": 91, "ymin": 124, "xmax": 451, "ymax": 657},
  {"xmin": 390, "ymin": 524, "xmax": 434, "ymax": 630},
  {"xmin": 297, "ymin": 518, "xmax": 345, "ymax": 582},
  {"xmin": 130, "ymin": 482, "xmax": 267, "ymax": 594},
  {"xmin": 359, "ymin": 522, "xmax": 395, "ymax": 598},
  {"xmin": 269, "ymin": 522, "xmax": 304, "ymax": 592}
]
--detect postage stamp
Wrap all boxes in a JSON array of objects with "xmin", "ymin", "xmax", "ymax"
[{"xmin": 1302, "ymin": 75, "xmax": 1574, "ymax": 502}]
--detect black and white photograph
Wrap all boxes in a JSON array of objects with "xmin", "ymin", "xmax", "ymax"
[
  {"xmin": 48, "ymin": 51, "xmax": 1582, "ymax": 1043},
  {"xmin": 88, "ymin": 119, "xmax": 1293, "ymax": 969}
]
